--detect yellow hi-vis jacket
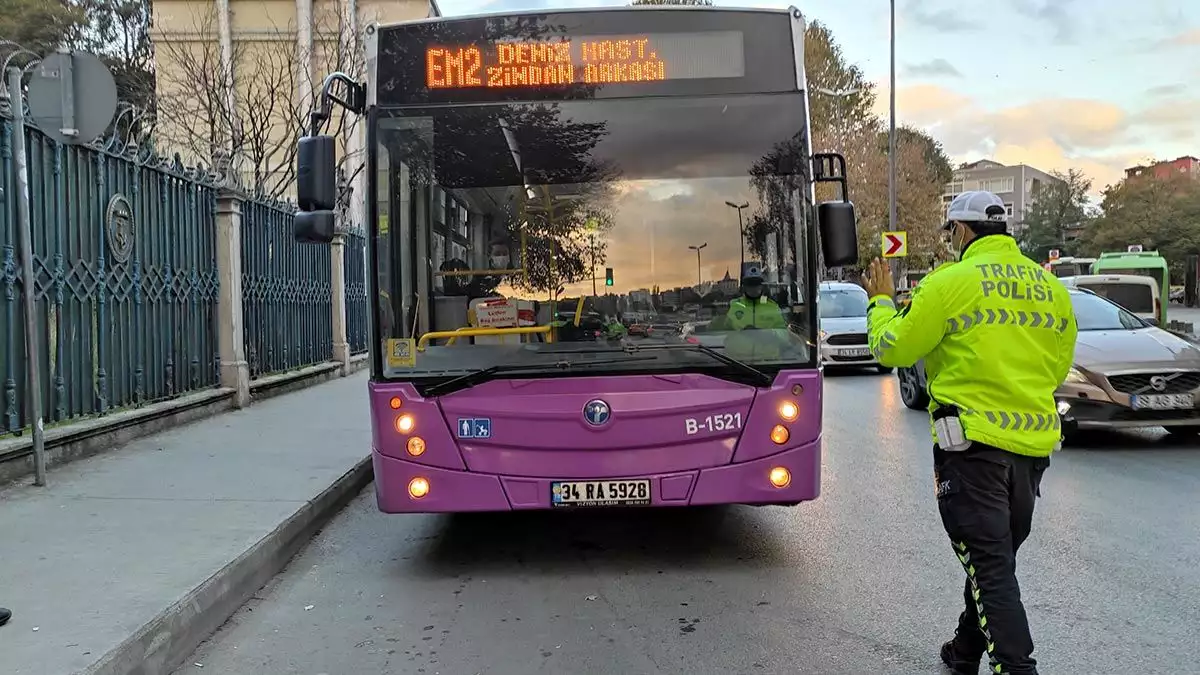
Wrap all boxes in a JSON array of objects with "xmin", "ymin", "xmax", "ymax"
[{"xmin": 866, "ymin": 235, "xmax": 1078, "ymax": 457}]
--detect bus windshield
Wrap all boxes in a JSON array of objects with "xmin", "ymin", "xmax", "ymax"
[{"xmin": 372, "ymin": 93, "xmax": 813, "ymax": 382}]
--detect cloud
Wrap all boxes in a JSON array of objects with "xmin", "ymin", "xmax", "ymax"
[
  {"xmin": 875, "ymin": 83, "xmax": 1161, "ymax": 190},
  {"xmin": 902, "ymin": 58, "xmax": 962, "ymax": 78},
  {"xmin": 1145, "ymin": 83, "xmax": 1187, "ymax": 97},
  {"xmin": 558, "ymin": 180, "xmax": 756, "ymax": 296},
  {"xmin": 1010, "ymin": 0, "xmax": 1081, "ymax": 44},
  {"xmin": 1159, "ymin": 28, "xmax": 1200, "ymax": 48},
  {"xmin": 902, "ymin": 0, "xmax": 977, "ymax": 31}
]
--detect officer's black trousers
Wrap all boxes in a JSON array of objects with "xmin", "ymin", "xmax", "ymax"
[{"xmin": 933, "ymin": 443, "xmax": 1050, "ymax": 675}]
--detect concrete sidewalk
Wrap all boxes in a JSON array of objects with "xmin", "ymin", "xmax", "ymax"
[{"xmin": 0, "ymin": 371, "xmax": 372, "ymax": 675}]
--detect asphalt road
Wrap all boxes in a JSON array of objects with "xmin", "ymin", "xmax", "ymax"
[{"xmin": 177, "ymin": 370, "xmax": 1200, "ymax": 675}]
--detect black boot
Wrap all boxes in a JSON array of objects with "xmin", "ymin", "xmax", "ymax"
[
  {"xmin": 0, "ymin": 607, "xmax": 11, "ymax": 627},
  {"xmin": 941, "ymin": 639, "xmax": 981, "ymax": 674}
]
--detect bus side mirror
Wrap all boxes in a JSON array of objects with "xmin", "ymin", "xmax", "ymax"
[
  {"xmin": 294, "ymin": 211, "xmax": 337, "ymax": 243},
  {"xmin": 294, "ymin": 135, "xmax": 337, "ymax": 244},
  {"xmin": 817, "ymin": 201, "xmax": 858, "ymax": 267}
]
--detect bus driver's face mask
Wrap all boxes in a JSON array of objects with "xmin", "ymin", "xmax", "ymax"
[
  {"xmin": 744, "ymin": 281, "xmax": 763, "ymax": 300},
  {"xmin": 490, "ymin": 253, "xmax": 510, "ymax": 270}
]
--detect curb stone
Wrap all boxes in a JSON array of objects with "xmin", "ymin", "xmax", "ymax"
[{"xmin": 82, "ymin": 456, "xmax": 374, "ymax": 675}]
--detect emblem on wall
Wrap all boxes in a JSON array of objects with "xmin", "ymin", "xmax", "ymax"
[{"xmin": 105, "ymin": 194, "xmax": 135, "ymax": 263}]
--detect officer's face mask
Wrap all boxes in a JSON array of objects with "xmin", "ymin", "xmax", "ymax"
[
  {"xmin": 946, "ymin": 223, "xmax": 968, "ymax": 258},
  {"xmin": 744, "ymin": 282, "xmax": 763, "ymax": 299}
]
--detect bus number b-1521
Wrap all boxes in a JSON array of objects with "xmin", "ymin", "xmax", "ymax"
[{"xmin": 684, "ymin": 413, "xmax": 743, "ymax": 435}]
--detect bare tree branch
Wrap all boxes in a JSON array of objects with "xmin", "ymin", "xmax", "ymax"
[{"xmin": 154, "ymin": 4, "xmax": 367, "ymax": 200}]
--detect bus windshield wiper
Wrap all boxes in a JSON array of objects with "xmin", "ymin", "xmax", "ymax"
[
  {"xmin": 619, "ymin": 342, "xmax": 773, "ymax": 387},
  {"xmin": 424, "ymin": 356, "xmax": 659, "ymax": 397}
]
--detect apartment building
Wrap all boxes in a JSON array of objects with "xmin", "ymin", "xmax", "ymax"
[
  {"xmin": 1124, "ymin": 156, "xmax": 1200, "ymax": 180},
  {"xmin": 151, "ymin": 0, "xmax": 441, "ymax": 229},
  {"xmin": 942, "ymin": 160, "xmax": 1062, "ymax": 235}
]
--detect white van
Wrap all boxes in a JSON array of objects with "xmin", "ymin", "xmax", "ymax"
[{"xmin": 1059, "ymin": 274, "xmax": 1160, "ymax": 325}]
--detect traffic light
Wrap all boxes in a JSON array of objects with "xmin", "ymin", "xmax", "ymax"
[{"xmin": 605, "ymin": 268, "xmax": 614, "ymax": 286}]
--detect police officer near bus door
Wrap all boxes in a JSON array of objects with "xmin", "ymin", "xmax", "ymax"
[
  {"xmin": 862, "ymin": 190, "xmax": 1078, "ymax": 675},
  {"xmin": 725, "ymin": 266, "xmax": 787, "ymax": 331},
  {"xmin": 724, "ymin": 266, "xmax": 790, "ymax": 360}
]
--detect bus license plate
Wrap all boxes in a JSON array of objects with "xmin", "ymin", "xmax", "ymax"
[
  {"xmin": 551, "ymin": 480, "xmax": 651, "ymax": 507},
  {"xmin": 1132, "ymin": 393, "xmax": 1194, "ymax": 410}
]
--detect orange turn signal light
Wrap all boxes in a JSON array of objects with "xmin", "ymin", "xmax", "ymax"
[
  {"xmin": 408, "ymin": 477, "xmax": 430, "ymax": 499},
  {"xmin": 770, "ymin": 425, "xmax": 789, "ymax": 445},
  {"xmin": 406, "ymin": 436, "xmax": 426, "ymax": 457},
  {"xmin": 389, "ymin": 397, "xmax": 403, "ymax": 409}
]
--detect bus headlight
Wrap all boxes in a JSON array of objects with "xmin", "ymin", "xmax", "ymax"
[
  {"xmin": 394, "ymin": 414, "xmax": 415, "ymax": 434},
  {"xmin": 408, "ymin": 477, "xmax": 430, "ymax": 499},
  {"xmin": 768, "ymin": 467, "xmax": 791, "ymax": 488},
  {"xmin": 778, "ymin": 401, "xmax": 799, "ymax": 422}
]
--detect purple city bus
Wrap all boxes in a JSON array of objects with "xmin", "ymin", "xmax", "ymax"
[{"xmin": 292, "ymin": 5, "xmax": 859, "ymax": 513}]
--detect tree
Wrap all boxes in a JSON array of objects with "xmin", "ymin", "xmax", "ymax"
[
  {"xmin": 0, "ymin": 0, "xmax": 86, "ymax": 61},
  {"xmin": 1016, "ymin": 169, "xmax": 1095, "ymax": 260},
  {"xmin": 1, "ymin": 0, "xmax": 154, "ymax": 137},
  {"xmin": 802, "ymin": 22, "xmax": 949, "ymax": 270},
  {"xmin": 74, "ymin": 0, "xmax": 155, "ymax": 116},
  {"xmin": 805, "ymin": 21, "xmax": 878, "ymax": 152},
  {"xmin": 1079, "ymin": 173, "xmax": 1200, "ymax": 281},
  {"xmin": 155, "ymin": 6, "xmax": 363, "ymax": 199}
]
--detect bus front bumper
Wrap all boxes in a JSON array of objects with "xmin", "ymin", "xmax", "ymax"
[{"xmin": 372, "ymin": 439, "xmax": 822, "ymax": 513}]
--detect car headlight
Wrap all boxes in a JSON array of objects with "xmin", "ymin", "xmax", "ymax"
[
  {"xmin": 819, "ymin": 329, "xmax": 828, "ymax": 341},
  {"xmin": 1064, "ymin": 366, "xmax": 1089, "ymax": 384}
]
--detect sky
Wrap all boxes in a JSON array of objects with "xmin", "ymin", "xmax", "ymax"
[{"xmin": 429, "ymin": 0, "xmax": 1199, "ymax": 295}]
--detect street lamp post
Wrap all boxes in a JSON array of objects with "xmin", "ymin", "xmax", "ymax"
[
  {"xmin": 688, "ymin": 242, "xmax": 708, "ymax": 286},
  {"xmin": 725, "ymin": 200, "xmax": 749, "ymax": 269},
  {"xmin": 888, "ymin": 0, "xmax": 899, "ymax": 278}
]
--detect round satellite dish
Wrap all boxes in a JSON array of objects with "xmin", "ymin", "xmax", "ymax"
[{"xmin": 27, "ymin": 51, "xmax": 119, "ymax": 146}]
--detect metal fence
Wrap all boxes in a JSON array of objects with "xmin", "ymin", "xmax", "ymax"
[
  {"xmin": 240, "ymin": 198, "xmax": 333, "ymax": 379},
  {"xmin": 344, "ymin": 230, "xmax": 369, "ymax": 355},
  {"xmin": 1, "ymin": 117, "xmax": 222, "ymax": 436},
  {"xmin": 2, "ymin": 110, "xmax": 367, "ymax": 439}
]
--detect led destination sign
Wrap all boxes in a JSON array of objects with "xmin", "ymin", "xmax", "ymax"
[{"xmin": 425, "ymin": 31, "xmax": 745, "ymax": 90}]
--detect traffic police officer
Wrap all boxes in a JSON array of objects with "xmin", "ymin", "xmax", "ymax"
[
  {"xmin": 862, "ymin": 190, "xmax": 1077, "ymax": 675},
  {"xmin": 724, "ymin": 267, "xmax": 789, "ymax": 360},
  {"xmin": 725, "ymin": 267, "xmax": 787, "ymax": 331}
]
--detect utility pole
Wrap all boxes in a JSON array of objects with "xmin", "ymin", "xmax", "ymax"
[{"xmin": 888, "ymin": 0, "xmax": 899, "ymax": 281}]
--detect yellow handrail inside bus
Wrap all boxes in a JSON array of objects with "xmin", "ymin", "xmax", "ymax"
[
  {"xmin": 418, "ymin": 325, "xmax": 551, "ymax": 351},
  {"xmin": 573, "ymin": 296, "xmax": 585, "ymax": 326}
]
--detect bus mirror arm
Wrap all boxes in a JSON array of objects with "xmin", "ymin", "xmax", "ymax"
[
  {"xmin": 307, "ymin": 72, "xmax": 366, "ymax": 137},
  {"xmin": 812, "ymin": 152, "xmax": 859, "ymax": 268},
  {"xmin": 294, "ymin": 72, "xmax": 365, "ymax": 245}
]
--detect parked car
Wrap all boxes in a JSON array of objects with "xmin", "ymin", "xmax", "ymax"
[
  {"xmin": 818, "ymin": 281, "xmax": 890, "ymax": 373},
  {"xmin": 895, "ymin": 288, "xmax": 1200, "ymax": 437}
]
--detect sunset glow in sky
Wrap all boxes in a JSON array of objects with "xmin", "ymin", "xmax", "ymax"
[{"xmin": 433, "ymin": 0, "xmax": 1199, "ymax": 295}]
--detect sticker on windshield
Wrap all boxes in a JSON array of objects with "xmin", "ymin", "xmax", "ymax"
[
  {"xmin": 457, "ymin": 417, "xmax": 492, "ymax": 439},
  {"xmin": 385, "ymin": 338, "xmax": 416, "ymax": 369}
]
